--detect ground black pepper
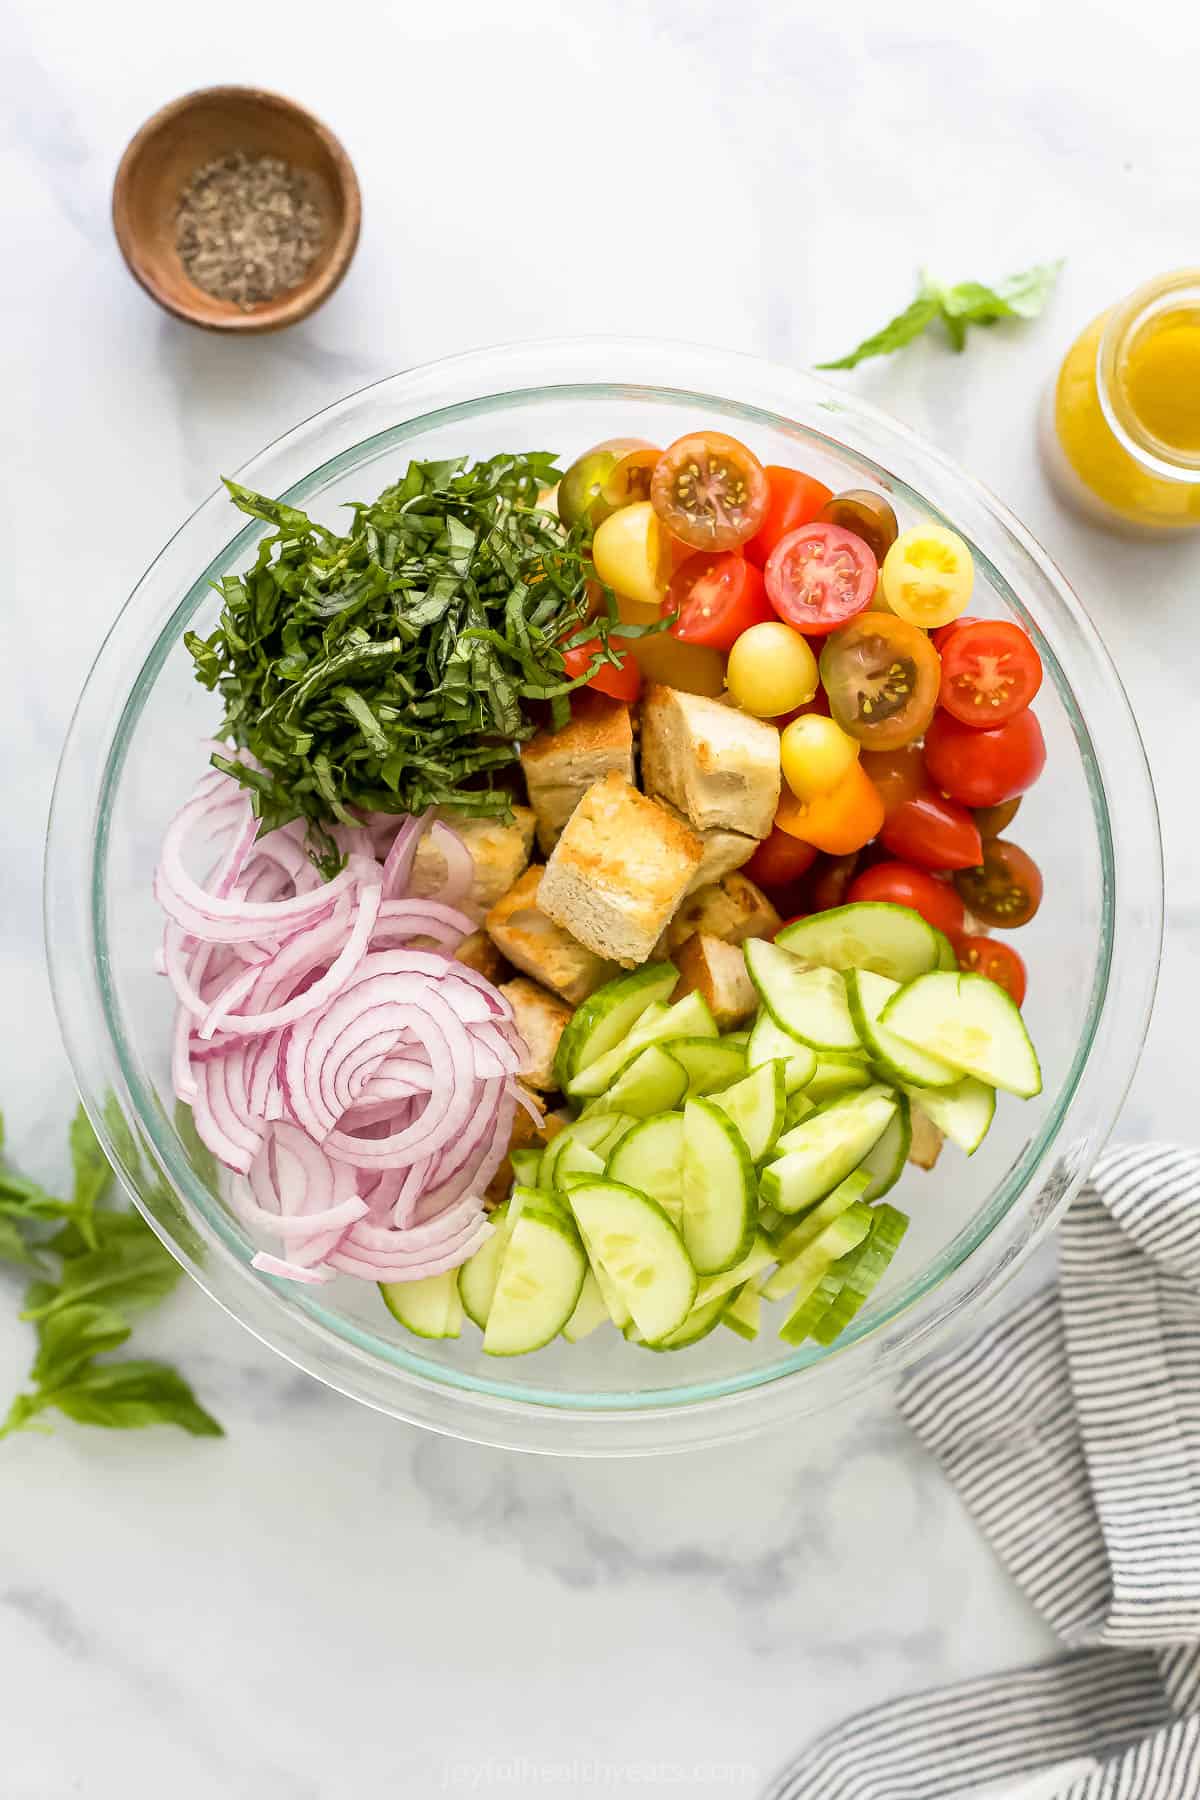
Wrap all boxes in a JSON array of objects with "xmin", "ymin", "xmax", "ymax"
[{"xmin": 175, "ymin": 152, "xmax": 325, "ymax": 310}]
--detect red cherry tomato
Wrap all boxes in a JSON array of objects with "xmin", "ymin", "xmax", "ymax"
[
  {"xmin": 938, "ymin": 620, "xmax": 1043, "ymax": 728},
  {"xmin": 846, "ymin": 862, "xmax": 966, "ymax": 942},
  {"xmin": 745, "ymin": 827, "xmax": 819, "ymax": 893},
  {"xmin": 745, "ymin": 467, "xmax": 833, "ymax": 568},
  {"xmin": 765, "ymin": 525, "xmax": 878, "ymax": 636},
  {"xmin": 880, "ymin": 790, "xmax": 983, "ymax": 871},
  {"xmin": 958, "ymin": 935, "xmax": 1028, "ymax": 1006},
  {"xmin": 806, "ymin": 851, "xmax": 861, "ymax": 913},
  {"xmin": 931, "ymin": 615, "xmax": 981, "ymax": 653},
  {"xmin": 665, "ymin": 552, "xmax": 774, "ymax": 651},
  {"xmin": 859, "ymin": 745, "xmax": 926, "ymax": 820},
  {"xmin": 560, "ymin": 638, "xmax": 642, "ymax": 703},
  {"xmin": 924, "ymin": 708, "xmax": 1046, "ymax": 808}
]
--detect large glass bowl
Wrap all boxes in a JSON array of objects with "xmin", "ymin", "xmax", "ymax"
[{"xmin": 45, "ymin": 339, "xmax": 1162, "ymax": 1454}]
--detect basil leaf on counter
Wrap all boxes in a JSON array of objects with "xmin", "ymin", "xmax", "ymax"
[
  {"xmin": 817, "ymin": 260, "xmax": 1063, "ymax": 369},
  {"xmin": 3, "ymin": 1361, "xmax": 222, "ymax": 1439}
]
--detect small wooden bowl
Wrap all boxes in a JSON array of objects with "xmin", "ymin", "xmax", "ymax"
[{"xmin": 112, "ymin": 86, "xmax": 361, "ymax": 334}]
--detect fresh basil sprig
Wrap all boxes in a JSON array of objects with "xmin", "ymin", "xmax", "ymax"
[
  {"xmin": 818, "ymin": 261, "xmax": 1063, "ymax": 370},
  {"xmin": 0, "ymin": 1106, "xmax": 221, "ymax": 1440}
]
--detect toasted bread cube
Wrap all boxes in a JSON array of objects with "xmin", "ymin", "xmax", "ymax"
[
  {"xmin": 485, "ymin": 867, "xmax": 618, "ymax": 1005},
  {"xmin": 908, "ymin": 1108, "xmax": 945, "ymax": 1171},
  {"xmin": 500, "ymin": 978, "xmax": 575, "ymax": 1091},
  {"xmin": 662, "ymin": 870, "xmax": 781, "ymax": 955},
  {"xmin": 655, "ymin": 800, "xmax": 757, "ymax": 894},
  {"xmin": 453, "ymin": 929, "xmax": 508, "ymax": 984},
  {"xmin": 409, "ymin": 807, "xmax": 536, "ymax": 923},
  {"xmin": 640, "ymin": 685, "xmax": 781, "ymax": 839},
  {"xmin": 520, "ymin": 692, "xmax": 635, "ymax": 855},
  {"xmin": 538, "ymin": 772, "xmax": 704, "ymax": 968},
  {"xmin": 671, "ymin": 933, "xmax": 757, "ymax": 1030}
]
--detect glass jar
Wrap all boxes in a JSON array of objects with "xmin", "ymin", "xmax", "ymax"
[{"xmin": 1041, "ymin": 269, "xmax": 1200, "ymax": 532}]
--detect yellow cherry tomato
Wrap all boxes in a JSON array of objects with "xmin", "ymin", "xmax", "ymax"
[
  {"xmin": 725, "ymin": 621, "xmax": 819, "ymax": 718},
  {"xmin": 591, "ymin": 501, "xmax": 672, "ymax": 607},
  {"xmin": 881, "ymin": 524, "xmax": 974, "ymax": 628},
  {"xmin": 780, "ymin": 713, "xmax": 861, "ymax": 802}
]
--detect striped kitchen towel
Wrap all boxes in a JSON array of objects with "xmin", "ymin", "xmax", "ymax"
[{"xmin": 764, "ymin": 1143, "xmax": 1200, "ymax": 1800}]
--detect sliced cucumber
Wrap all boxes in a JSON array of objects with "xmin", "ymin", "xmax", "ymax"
[
  {"xmin": 811, "ymin": 1203, "xmax": 909, "ymax": 1346},
  {"xmin": 556, "ymin": 1145, "xmax": 607, "ymax": 1188},
  {"xmin": 554, "ymin": 962, "xmax": 679, "ymax": 1089},
  {"xmin": 588, "ymin": 1044, "xmax": 688, "ymax": 1118},
  {"xmin": 746, "ymin": 1010, "xmax": 819, "ymax": 1092},
  {"xmin": 681, "ymin": 1097, "xmax": 757, "ymax": 1275},
  {"xmin": 483, "ymin": 1205, "xmax": 587, "ymax": 1356},
  {"xmin": 567, "ymin": 990, "xmax": 716, "ymax": 1099},
  {"xmin": 881, "ymin": 972, "xmax": 1042, "ymax": 1098},
  {"xmin": 509, "ymin": 1147, "xmax": 543, "ymax": 1187},
  {"xmin": 845, "ymin": 969, "xmax": 960, "ymax": 1089},
  {"xmin": 562, "ymin": 1269, "xmax": 610, "ymax": 1342},
  {"xmin": 711, "ymin": 1061, "xmax": 786, "ymax": 1162},
  {"xmin": 779, "ymin": 1268, "xmax": 845, "ymax": 1346},
  {"xmin": 722, "ymin": 1283, "xmax": 761, "ymax": 1340},
  {"xmin": 606, "ymin": 1112, "xmax": 685, "ymax": 1225},
  {"xmin": 775, "ymin": 901, "xmax": 940, "ymax": 983},
  {"xmin": 667, "ymin": 1036, "xmax": 747, "ymax": 1096},
  {"xmin": 567, "ymin": 1179, "xmax": 697, "ymax": 1341},
  {"xmin": 932, "ymin": 929, "xmax": 959, "ymax": 972},
  {"xmin": 381, "ymin": 1267, "xmax": 464, "ymax": 1339},
  {"xmin": 744, "ymin": 940, "xmax": 860, "ymax": 1052},
  {"xmin": 541, "ymin": 1112, "xmax": 636, "ymax": 1189},
  {"xmin": 693, "ymin": 1233, "xmax": 774, "ymax": 1309},
  {"xmin": 457, "ymin": 1201, "xmax": 511, "ymax": 1328},
  {"xmin": 901, "ymin": 1075, "xmax": 996, "ymax": 1154},
  {"xmin": 763, "ymin": 1171, "xmax": 871, "ymax": 1299},
  {"xmin": 784, "ymin": 1091, "xmax": 816, "ymax": 1130},
  {"xmin": 761, "ymin": 1085, "xmax": 897, "ymax": 1215},
  {"xmin": 858, "ymin": 1092, "xmax": 911, "ymax": 1200},
  {"xmin": 805, "ymin": 1054, "xmax": 872, "ymax": 1102},
  {"xmin": 646, "ymin": 1288, "xmax": 732, "ymax": 1350},
  {"xmin": 775, "ymin": 1204, "xmax": 873, "ymax": 1341}
]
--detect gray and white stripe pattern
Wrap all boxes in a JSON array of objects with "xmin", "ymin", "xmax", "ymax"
[{"xmin": 764, "ymin": 1145, "xmax": 1200, "ymax": 1800}]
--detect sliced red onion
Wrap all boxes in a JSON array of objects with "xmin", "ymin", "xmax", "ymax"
[
  {"xmin": 425, "ymin": 821, "xmax": 475, "ymax": 910},
  {"xmin": 251, "ymin": 1252, "xmax": 336, "ymax": 1285}
]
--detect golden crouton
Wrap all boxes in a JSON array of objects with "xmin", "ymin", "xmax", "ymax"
[
  {"xmin": 453, "ymin": 929, "xmax": 508, "ymax": 984},
  {"xmin": 520, "ymin": 692, "xmax": 635, "ymax": 855},
  {"xmin": 908, "ymin": 1107, "xmax": 945, "ymax": 1171},
  {"xmin": 500, "ymin": 978, "xmax": 575, "ymax": 1091},
  {"xmin": 485, "ymin": 867, "xmax": 618, "ymax": 1006},
  {"xmin": 662, "ymin": 870, "xmax": 781, "ymax": 955},
  {"xmin": 672, "ymin": 933, "xmax": 757, "ymax": 1030},
  {"xmin": 410, "ymin": 807, "xmax": 536, "ymax": 923},
  {"xmin": 640, "ymin": 684, "xmax": 781, "ymax": 839}
]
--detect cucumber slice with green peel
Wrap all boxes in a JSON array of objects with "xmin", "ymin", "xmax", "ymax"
[
  {"xmin": 606, "ymin": 1113, "xmax": 685, "ymax": 1225},
  {"xmin": 746, "ymin": 1011, "xmax": 819, "ymax": 1093},
  {"xmin": 725, "ymin": 1030, "xmax": 750, "ymax": 1048},
  {"xmin": 667, "ymin": 1036, "xmax": 748, "ymax": 1095},
  {"xmin": 784, "ymin": 1091, "xmax": 816, "ymax": 1131},
  {"xmin": 881, "ymin": 972, "xmax": 1042, "ymax": 1098},
  {"xmin": 457, "ymin": 1202, "xmax": 512, "ymax": 1328},
  {"xmin": 762, "ymin": 1085, "xmax": 897, "ymax": 1215},
  {"xmin": 722, "ymin": 1282, "xmax": 761, "ymax": 1340},
  {"xmin": 554, "ymin": 963, "xmax": 679, "ymax": 1089},
  {"xmin": 566, "ymin": 1179, "xmax": 698, "ymax": 1341},
  {"xmin": 901, "ymin": 1076, "xmax": 996, "ymax": 1154},
  {"xmin": 805, "ymin": 1055, "xmax": 872, "ymax": 1102},
  {"xmin": 562, "ymin": 1269, "xmax": 610, "ymax": 1342},
  {"xmin": 763, "ymin": 1171, "xmax": 871, "ymax": 1298},
  {"xmin": 846, "ymin": 969, "xmax": 961, "ymax": 1089},
  {"xmin": 681, "ymin": 1097, "xmax": 757, "ymax": 1275},
  {"xmin": 693, "ymin": 1233, "xmax": 774, "ymax": 1309},
  {"xmin": 541, "ymin": 1112, "xmax": 636, "ymax": 1189},
  {"xmin": 858, "ymin": 1092, "xmax": 911, "ymax": 1200},
  {"xmin": 577, "ymin": 1231, "xmax": 632, "ymax": 1329},
  {"xmin": 381, "ymin": 1267, "xmax": 465, "ymax": 1339},
  {"xmin": 509, "ymin": 1147, "xmax": 543, "ymax": 1187},
  {"xmin": 744, "ymin": 941, "xmax": 860, "ymax": 1052},
  {"xmin": 567, "ymin": 991, "xmax": 716, "ymax": 1099},
  {"xmin": 931, "ymin": 929, "xmax": 959, "ymax": 971},
  {"xmin": 779, "ymin": 1268, "xmax": 845, "ymax": 1346},
  {"xmin": 811, "ymin": 1204, "xmax": 910, "ymax": 1346},
  {"xmin": 587, "ymin": 1044, "xmax": 688, "ymax": 1118},
  {"xmin": 773, "ymin": 1203, "xmax": 872, "ymax": 1339},
  {"xmin": 482, "ymin": 1206, "xmax": 588, "ymax": 1356},
  {"xmin": 556, "ymin": 1146, "xmax": 607, "ymax": 1189},
  {"xmin": 645, "ymin": 1287, "xmax": 732, "ymax": 1350},
  {"xmin": 711, "ymin": 1061, "xmax": 786, "ymax": 1162},
  {"xmin": 775, "ymin": 901, "xmax": 941, "ymax": 983}
]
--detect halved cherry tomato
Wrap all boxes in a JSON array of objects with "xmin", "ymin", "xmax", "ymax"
[
  {"xmin": 765, "ymin": 525, "xmax": 878, "ymax": 636},
  {"xmin": 817, "ymin": 490, "xmax": 899, "ymax": 564},
  {"xmin": 954, "ymin": 838, "xmax": 1043, "ymax": 927},
  {"xmin": 974, "ymin": 795, "xmax": 1022, "ymax": 839},
  {"xmin": 745, "ymin": 467, "xmax": 833, "ymax": 567},
  {"xmin": 958, "ymin": 935, "xmax": 1027, "ymax": 1006},
  {"xmin": 924, "ymin": 708, "xmax": 1046, "ymax": 808},
  {"xmin": 745, "ymin": 827, "xmax": 819, "ymax": 892},
  {"xmin": 591, "ymin": 501, "xmax": 673, "ymax": 607},
  {"xmin": 880, "ymin": 789, "xmax": 983, "ymax": 871},
  {"xmin": 596, "ymin": 447, "xmax": 661, "ymax": 522},
  {"xmin": 558, "ymin": 438, "xmax": 655, "ymax": 529},
  {"xmin": 881, "ymin": 524, "xmax": 974, "ymax": 628},
  {"xmin": 820, "ymin": 613, "xmax": 941, "ymax": 749},
  {"xmin": 650, "ymin": 432, "xmax": 769, "ymax": 551},
  {"xmin": 560, "ymin": 638, "xmax": 642, "ymax": 703},
  {"xmin": 774, "ymin": 760, "xmax": 885, "ymax": 855},
  {"xmin": 859, "ymin": 745, "xmax": 926, "ymax": 819},
  {"xmin": 931, "ymin": 615, "xmax": 980, "ymax": 653},
  {"xmin": 666, "ymin": 552, "xmax": 773, "ymax": 651},
  {"xmin": 846, "ymin": 862, "xmax": 966, "ymax": 942},
  {"xmin": 937, "ymin": 619, "xmax": 1043, "ymax": 728},
  {"xmin": 806, "ymin": 851, "xmax": 861, "ymax": 912}
]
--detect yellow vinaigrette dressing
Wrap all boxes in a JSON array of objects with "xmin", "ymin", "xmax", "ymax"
[{"xmin": 1043, "ymin": 270, "xmax": 1200, "ymax": 531}]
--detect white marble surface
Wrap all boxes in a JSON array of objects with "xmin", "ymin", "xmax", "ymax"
[{"xmin": 3, "ymin": 0, "xmax": 1199, "ymax": 1793}]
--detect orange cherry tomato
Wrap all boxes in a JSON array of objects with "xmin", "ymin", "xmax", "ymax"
[
  {"xmin": 846, "ymin": 862, "xmax": 966, "ymax": 942},
  {"xmin": 859, "ymin": 745, "xmax": 926, "ymax": 820},
  {"xmin": 958, "ymin": 935, "xmax": 1028, "ymax": 1006},
  {"xmin": 560, "ymin": 638, "xmax": 642, "ymax": 703},
  {"xmin": 666, "ymin": 552, "xmax": 774, "ymax": 651},
  {"xmin": 745, "ymin": 467, "xmax": 834, "ymax": 568},
  {"xmin": 745, "ymin": 827, "xmax": 819, "ymax": 892},
  {"xmin": 650, "ymin": 431, "xmax": 770, "ymax": 551},
  {"xmin": 774, "ymin": 760, "xmax": 885, "ymax": 855}
]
